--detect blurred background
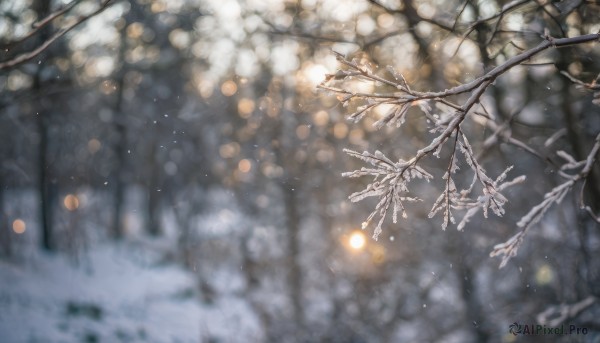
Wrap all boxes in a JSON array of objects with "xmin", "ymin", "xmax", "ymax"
[{"xmin": 1, "ymin": 0, "xmax": 599, "ymax": 342}]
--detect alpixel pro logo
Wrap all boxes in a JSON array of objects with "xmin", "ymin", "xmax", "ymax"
[
  {"xmin": 509, "ymin": 322, "xmax": 588, "ymax": 336},
  {"xmin": 509, "ymin": 322, "xmax": 522, "ymax": 335}
]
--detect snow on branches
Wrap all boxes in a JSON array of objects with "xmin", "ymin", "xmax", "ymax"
[
  {"xmin": 490, "ymin": 133, "xmax": 600, "ymax": 268},
  {"xmin": 323, "ymin": 52, "xmax": 524, "ymax": 244},
  {"xmin": 428, "ymin": 131, "xmax": 526, "ymax": 231},
  {"xmin": 342, "ymin": 149, "xmax": 431, "ymax": 240},
  {"xmin": 320, "ymin": 33, "xmax": 600, "ymax": 267}
]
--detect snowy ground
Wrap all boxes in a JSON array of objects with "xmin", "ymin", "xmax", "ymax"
[{"xmin": 0, "ymin": 239, "xmax": 263, "ymax": 343}]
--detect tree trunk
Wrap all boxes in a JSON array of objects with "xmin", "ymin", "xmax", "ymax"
[
  {"xmin": 147, "ymin": 142, "xmax": 161, "ymax": 236},
  {"xmin": 31, "ymin": 0, "xmax": 55, "ymax": 251},
  {"xmin": 282, "ymin": 181, "xmax": 304, "ymax": 328},
  {"xmin": 458, "ymin": 263, "xmax": 491, "ymax": 342},
  {"xmin": 272, "ymin": 84, "xmax": 305, "ymax": 331},
  {"xmin": 111, "ymin": 74, "xmax": 127, "ymax": 239},
  {"xmin": 0, "ymin": 183, "xmax": 11, "ymax": 257},
  {"xmin": 38, "ymin": 112, "xmax": 54, "ymax": 251}
]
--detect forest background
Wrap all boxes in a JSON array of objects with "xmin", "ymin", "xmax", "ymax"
[{"xmin": 1, "ymin": 0, "xmax": 599, "ymax": 342}]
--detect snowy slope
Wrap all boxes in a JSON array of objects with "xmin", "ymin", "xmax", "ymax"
[{"xmin": 0, "ymin": 241, "xmax": 263, "ymax": 343}]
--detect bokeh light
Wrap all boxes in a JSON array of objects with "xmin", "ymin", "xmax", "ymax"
[
  {"xmin": 12, "ymin": 219, "xmax": 26, "ymax": 234},
  {"xmin": 238, "ymin": 159, "xmax": 252, "ymax": 173},
  {"xmin": 221, "ymin": 80, "xmax": 238, "ymax": 96},
  {"xmin": 535, "ymin": 264, "xmax": 554, "ymax": 285},
  {"xmin": 87, "ymin": 138, "xmax": 102, "ymax": 154},
  {"xmin": 64, "ymin": 194, "xmax": 80, "ymax": 211},
  {"xmin": 238, "ymin": 98, "xmax": 255, "ymax": 118}
]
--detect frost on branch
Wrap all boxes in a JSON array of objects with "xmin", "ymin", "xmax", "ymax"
[
  {"xmin": 326, "ymin": 54, "xmax": 525, "ymax": 239},
  {"xmin": 342, "ymin": 149, "xmax": 432, "ymax": 240},
  {"xmin": 323, "ymin": 46, "xmax": 598, "ymax": 267},
  {"xmin": 428, "ymin": 131, "xmax": 525, "ymax": 231},
  {"xmin": 489, "ymin": 181, "xmax": 570, "ymax": 268},
  {"xmin": 319, "ymin": 52, "xmax": 426, "ymax": 131},
  {"xmin": 491, "ymin": 134, "xmax": 600, "ymax": 268}
]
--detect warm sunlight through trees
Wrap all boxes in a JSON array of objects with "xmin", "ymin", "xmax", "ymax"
[{"xmin": 1, "ymin": 0, "xmax": 599, "ymax": 342}]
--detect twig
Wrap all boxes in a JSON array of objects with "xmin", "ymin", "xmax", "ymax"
[
  {"xmin": 537, "ymin": 296, "xmax": 597, "ymax": 327},
  {"xmin": 0, "ymin": 0, "xmax": 82, "ymax": 49},
  {"xmin": 491, "ymin": 132, "xmax": 600, "ymax": 268},
  {"xmin": 453, "ymin": 0, "xmax": 532, "ymax": 56},
  {"xmin": 366, "ymin": 0, "xmax": 454, "ymax": 33},
  {"xmin": 0, "ymin": 0, "xmax": 115, "ymax": 71}
]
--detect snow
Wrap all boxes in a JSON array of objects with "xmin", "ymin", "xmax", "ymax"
[{"xmin": 0, "ymin": 240, "xmax": 263, "ymax": 342}]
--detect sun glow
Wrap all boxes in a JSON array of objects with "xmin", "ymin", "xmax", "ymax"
[{"xmin": 349, "ymin": 230, "xmax": 366, "ymax": 250}]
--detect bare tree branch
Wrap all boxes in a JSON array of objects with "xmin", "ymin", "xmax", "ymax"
[
  {"xmin": 475, "ymin": 109, "xmax": 552, "ymax": 164},
  {"xmin": 450, "ymin": 0, "xmax": 545, "ymax": 56},
  {"xmin": 366, "ymin": 0, "xmax": 455, "ymax": 33},
  {"xmin": 0, "ymin": 0, "xmax": 83, "ymax": 49},
  {"xmin": 537, "ymin": 296, "xmax": 597, "ymax": 327},
  {"xmin": 0, "ymin": 0, "xmax": 115, "ymax": 71}
]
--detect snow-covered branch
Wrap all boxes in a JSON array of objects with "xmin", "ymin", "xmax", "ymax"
[
  {"xmin": 342, "ymin": 149, "xmax": 431, "ymax": 240},
  {"xmin": 537, "ymin": 296, "xmax": 597, "ymax": 327},
  {"xmin": 324, "ymin": 32, "xmax": 599, "ymax": 263},
  {"xmin": 490, "ymin": 133, "xmax": 600, "ymax": 268}
]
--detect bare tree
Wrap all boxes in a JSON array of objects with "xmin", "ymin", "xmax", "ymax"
[{"xmin": 1, "ymin": 0, "xmax": 116, "ymax": 251}]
